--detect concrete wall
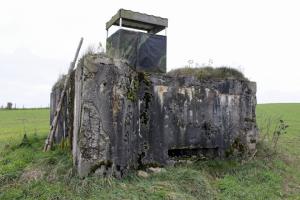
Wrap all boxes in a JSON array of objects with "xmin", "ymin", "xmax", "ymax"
[{"xmin": 70, "ymin": 54, "xmax": 258, "ymax": 178}]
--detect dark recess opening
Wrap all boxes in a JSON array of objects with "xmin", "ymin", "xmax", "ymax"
[
  {"xmin": 168, "ymin": 148, "xmax": 200, "ymax": 158},
  {"xmin": 168, "ymin": 148, "xmax": 219, "ymax": 158}
]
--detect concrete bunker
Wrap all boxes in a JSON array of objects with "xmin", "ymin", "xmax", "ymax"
[{"xmin": 50, "ymin": 9, "xmax": 258, "ymax": 178}]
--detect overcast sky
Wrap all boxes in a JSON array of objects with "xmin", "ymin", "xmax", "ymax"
[{"xmin": 1, "ymin": 0, "xmax": 300, "ymax": 108}]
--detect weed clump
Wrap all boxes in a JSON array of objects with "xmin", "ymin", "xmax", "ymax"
[{"xmin": 19, "ymin": 134, "xmax": 31, "ymax": 147}]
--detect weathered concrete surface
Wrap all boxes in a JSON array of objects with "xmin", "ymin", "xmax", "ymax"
[
  {"xmin": 72, "ymin": 54, "xmax": 258, "ymax": 178},
  {"xmin": 50, "ymin": 72, "xmax": 75, "ymax": 144}
]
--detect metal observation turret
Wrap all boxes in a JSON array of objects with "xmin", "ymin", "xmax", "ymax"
[{"xmin": 106, "ymin": 9, "xmax": 168, "ymax": 73}]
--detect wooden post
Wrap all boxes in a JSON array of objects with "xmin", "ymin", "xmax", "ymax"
[{"xmin": 44, "ymin": 37, "xmax": 83, "ymax": 151}]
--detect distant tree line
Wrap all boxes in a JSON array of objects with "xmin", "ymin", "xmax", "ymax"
[
  {"xmin": 0, "ymin": 102, "xmax": 15, "ymax": 110},
  {"xmin": 0, "ymin": 102, "xmax": 49, "ymax": 110}
]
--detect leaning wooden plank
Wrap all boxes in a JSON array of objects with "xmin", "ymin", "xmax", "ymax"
[{"xmin": 44, "ymin": 37, "xmax": 83, "ymax": 151}]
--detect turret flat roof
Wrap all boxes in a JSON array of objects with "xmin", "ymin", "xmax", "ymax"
[{"xmin": 106, "ymin": 9, "xmax": 168, "ymax": 34}]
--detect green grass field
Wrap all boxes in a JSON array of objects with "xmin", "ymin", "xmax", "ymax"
[{"xmin": 0, "ymin": 104, "xmax": 299, "ymax": 199}]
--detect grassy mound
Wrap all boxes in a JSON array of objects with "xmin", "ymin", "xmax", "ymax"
[{"xmin": 168, "ymin": 66, "xmax": 248, "ymax": 81}]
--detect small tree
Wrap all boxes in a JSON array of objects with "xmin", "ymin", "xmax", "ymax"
[{"xmin": 6, "ymin": 102, "xmax": 13, "ymax": 110}]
